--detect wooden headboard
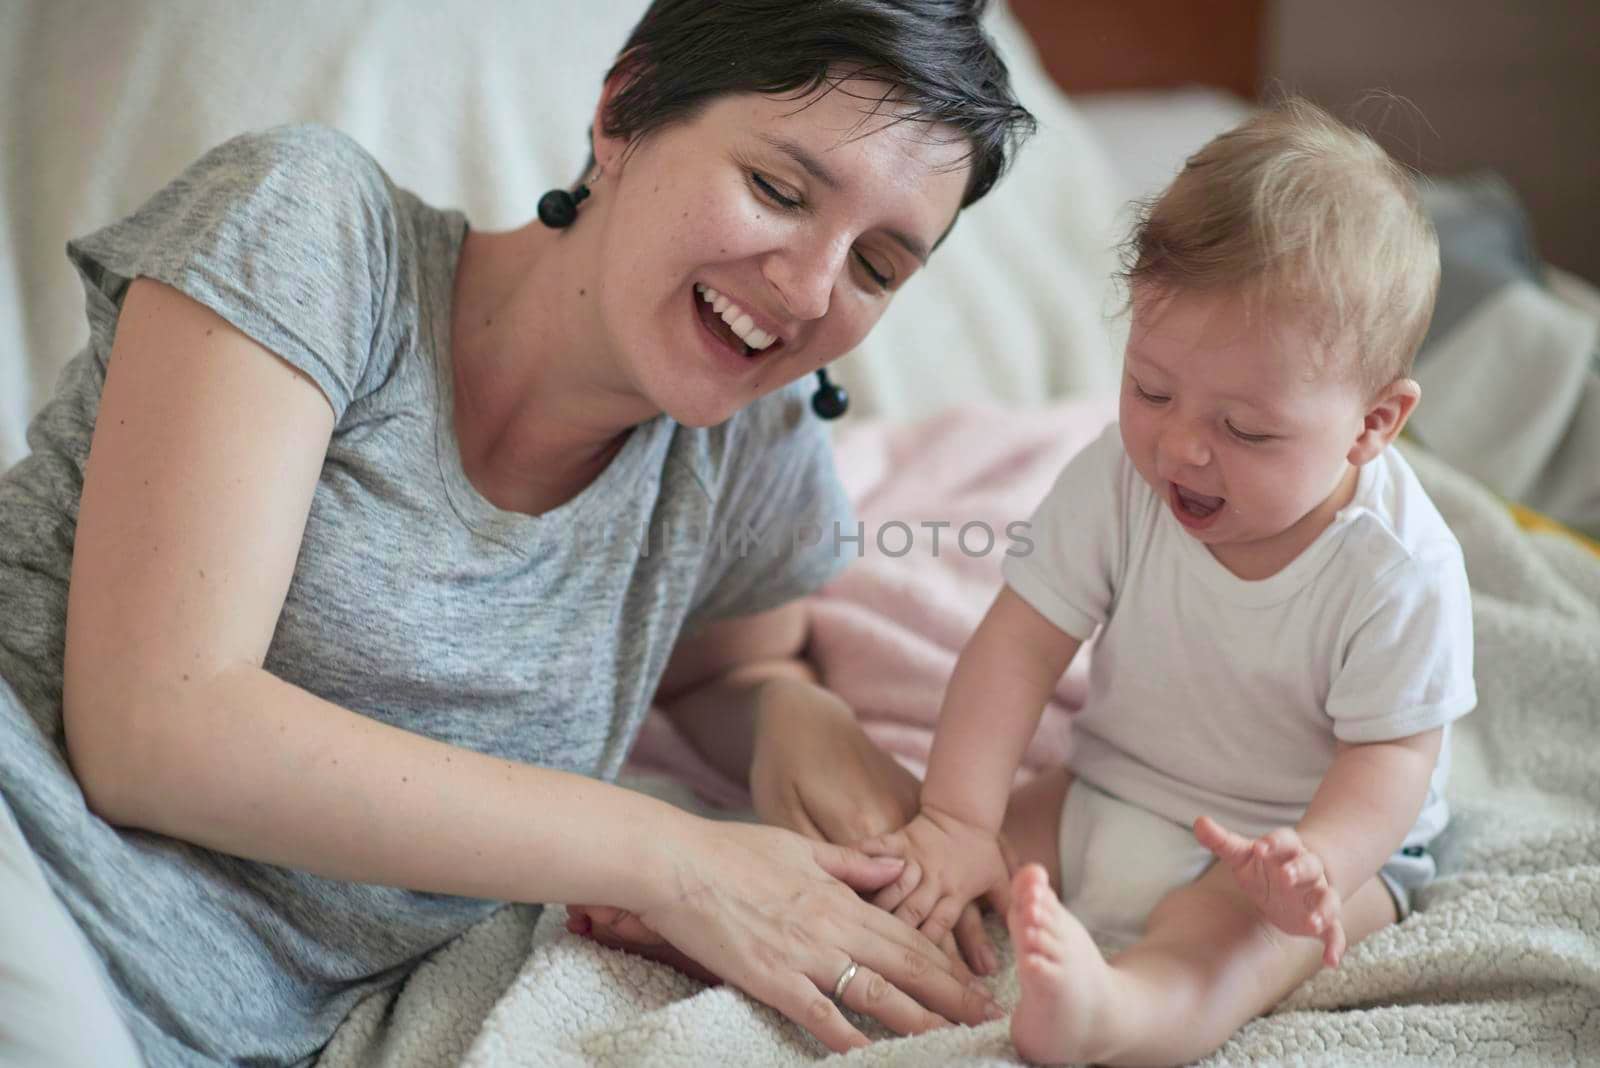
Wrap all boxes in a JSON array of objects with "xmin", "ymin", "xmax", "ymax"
[{"xmin": 1007, "ymin": 0, "xmax": 1266, "ymax": 99}]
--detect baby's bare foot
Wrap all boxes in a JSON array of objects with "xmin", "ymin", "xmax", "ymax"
[{"xmin": 1007, "ymin": 864, "xmax": 1119, "ymax": 1065}]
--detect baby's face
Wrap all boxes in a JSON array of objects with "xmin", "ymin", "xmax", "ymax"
[{"xmin": 1118, "ymin": 285, "xmax": 1371, "ymax": 573}]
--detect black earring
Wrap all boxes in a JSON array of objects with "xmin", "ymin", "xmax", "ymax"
[
  {"xmin": 811, "ymin": 369, "xmax": 849, "ymax": 420},
  {"xmin": 537, "ymin": 183, "xmax": 592, "ymax": 229}
]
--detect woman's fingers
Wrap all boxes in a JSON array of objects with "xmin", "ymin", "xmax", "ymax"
[
  {"xmin": 869, "ymin": 857, "xmax": 922, "ymax": 914},
  {"xmin": 834, "ymin": 961, "xmax": 951, "ymax": 1037},
  {"xmin": 852, "ymin": 828, "xmax": 907, "ymax": 862},
  {"xmin": 938, "ymin": 931, "xmax": 966, "ymax": 974},
  {"xmin": 812, "ymin": 840, "xmax": 906, "ymax": 895},
  {"xmin": 764, "ymin": 971, "xmax": 869, "ymax": 1054},
  {"xmin": 853, "ymin": 902, "xmax": 999, "ymax": 1025}
]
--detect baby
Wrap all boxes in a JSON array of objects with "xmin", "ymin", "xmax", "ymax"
[{"xmin": 863, "ymin": 98, "xmax": 1476, "ymax": 1066}]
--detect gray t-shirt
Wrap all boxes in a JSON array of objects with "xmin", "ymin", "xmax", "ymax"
[{"xmin": 0, "ymin": 124, "xmax": 852, "ymax": 1066}]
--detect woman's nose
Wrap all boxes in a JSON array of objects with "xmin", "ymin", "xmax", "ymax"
[{"xmin": 765, "ymin": 235, "xmax": 848, "ymax": 321}]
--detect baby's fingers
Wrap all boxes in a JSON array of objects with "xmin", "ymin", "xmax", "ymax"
[
  {"xmin": 1193, "ymin": 816, "xmax": 1254, "ymax": 867},
  {"xmin": 1305, "ymin": 885, "xmax": 1343, "ymax": 944},
  {"xmin": 1274, "ymin": 851, "xmax": 1326, "ymax": 896},
  {"xmin": 1322, "ymin": 916, "xmax": 1348, "ymax": 968},
  {"xmin": 893, "ymin": 880, "xmax": 944, "ymax": 933},
  {"xmin": 918, "ymin": 894, "xmax": 967, "ymax": 950},
  {"xmin": 1254, "ymin": 827, "xmax": 1305, "ymax": 864}
]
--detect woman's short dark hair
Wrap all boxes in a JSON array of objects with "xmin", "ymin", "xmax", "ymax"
[{"xmin": 601, "ymin": 0, "xmax": 1036, "ymax": 209}]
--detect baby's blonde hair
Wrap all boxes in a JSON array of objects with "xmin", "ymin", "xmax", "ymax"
[{"xmin": 1121, "ymin": 97, "xmax": 1439, "ymax": 395}]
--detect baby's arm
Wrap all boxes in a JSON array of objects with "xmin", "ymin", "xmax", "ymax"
[
  {"xmin": 862, "ymin": 586, "xmax": 1081, "ymax": 944},
  {"xmin": 1195, "ymin": 728, "xmax": 1443, "ymax": 967}
]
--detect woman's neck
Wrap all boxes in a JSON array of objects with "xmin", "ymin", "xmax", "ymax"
[{"xmin": 448, "ymin": 221, "xmax": 656, "ymax": 516}]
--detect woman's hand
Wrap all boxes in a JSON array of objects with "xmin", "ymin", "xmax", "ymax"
[
  {"xmin": 747, "ymin": 679, "xmax": 1002, "ymax": 975},
  {"xmin": 749, "ymin": 679, "xmax": 918, "ymax": 846},
  {"xmin": 626, "ymin": 819, "xmax": 1003, "ymax": 1052}
]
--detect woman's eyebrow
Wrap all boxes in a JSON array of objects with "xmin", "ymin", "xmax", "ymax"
[
  {"xmin": 754, "ymin": 133, "xmax": 930, "ymax": 264},
  {"xmin": 757, "ymin": 133, "xmax": 841, "ymax": 191},
  {"xmin": 886, "ymin": 229, "xmax": 929, "ymax": 264}
]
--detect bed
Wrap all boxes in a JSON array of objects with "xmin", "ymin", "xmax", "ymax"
[{"xmin": 3, "ymin": 2, "xmax": 1597, "ymax": 1065}]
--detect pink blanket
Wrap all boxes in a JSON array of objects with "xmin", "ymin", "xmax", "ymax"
[{"xmin": 627, "ymin": 395, "xmax": 1121, "ymax": 807}]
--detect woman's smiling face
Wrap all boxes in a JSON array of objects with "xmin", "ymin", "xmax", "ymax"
[{"xmin": 588, "ymin": 81, "xmax": 971, "ymax": 427}]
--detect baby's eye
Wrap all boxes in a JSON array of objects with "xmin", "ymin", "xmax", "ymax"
[
  {"xmin": 1226, "ymin": 421, "xmax": 1272, "ymax": 444},
  {"xmin": 1133, "ymin": 382, "xmax": 1169, "ymax": 404}
]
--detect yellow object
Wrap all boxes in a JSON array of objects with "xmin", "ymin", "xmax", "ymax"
[{"xmin": 1505, "ymin": 501, "xmax": 1600, "ymax": 558}]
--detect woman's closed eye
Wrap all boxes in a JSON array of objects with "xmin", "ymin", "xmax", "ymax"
[
  {"xmin": 750, "ymin": 171, "xmax": 894, "ymax": 292},
  {"xmin": 750, "ymin": 171, "xmax": 803, "ymax": 211},
  {"xmin": 853, "ymin": 249, "xmax": 891, "ymax": 290}
]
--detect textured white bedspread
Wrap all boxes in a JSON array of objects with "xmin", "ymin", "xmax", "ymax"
[{"xmin": 320, "ymin": 419, "xmax": 1600, "ymax": 1067}]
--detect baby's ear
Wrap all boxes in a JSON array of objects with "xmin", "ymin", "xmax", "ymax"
[{"xmin": 1348, "ymin": 378, "xmax": 1420, "ymax": 465}]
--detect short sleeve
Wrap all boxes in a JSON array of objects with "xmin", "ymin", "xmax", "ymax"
[
  {"xmin": 1001, "ymin": 422, "xmax": 1126, "ymax": 641},
  {"xmin": 65, "ymin": 123, "xmax": 396, "ymax": 421},
  {"xmin": 1326, "ymin": 548, "xmax": 1477, "ymax": 742},
  {"xmin": 682, "ymin": 382, "xmax": 854, "ymax": 630}
]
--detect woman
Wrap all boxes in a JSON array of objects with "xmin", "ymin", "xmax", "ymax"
[{"xmin": 0, "ymin": 1, "xmax": 1034, "ymax": 1064}]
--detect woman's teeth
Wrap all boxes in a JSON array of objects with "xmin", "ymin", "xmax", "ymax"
[{"xmin": 695, "ymin": 283, "xmax": 776, "ymax": 351}]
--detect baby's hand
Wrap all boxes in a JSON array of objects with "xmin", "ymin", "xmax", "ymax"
[
  {"xmin": 1193, "ymin": 817, "xmax": 1346, "ymax": 968},
  {"xmin": 857, "ymin": 807, "xmax": 1013, "ymax": 950}
]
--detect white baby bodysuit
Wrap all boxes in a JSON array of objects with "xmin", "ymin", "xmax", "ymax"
[{"xmin": 1003, "ymin": 423, "xmax": 1477, "ymax": 846}]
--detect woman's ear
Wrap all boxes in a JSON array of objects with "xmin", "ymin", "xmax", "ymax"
[
  {"xmin": 1348, "ymin": 377, "xmax": 1421, "ymax": 465},
  {"xmin": 589, "ymin": 52, "xmax": 642, "ymax": 175}
]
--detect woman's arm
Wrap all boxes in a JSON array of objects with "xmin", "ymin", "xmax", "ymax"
[
  {"xmin": 63, "ymin": 278, "xmax": 680, "ymax": 906},
  {"xmin": 652, "ymin": 602, "xmax": 814, "ymax": 787},
  {"xmin": 657, "ymin": 604, "xmax": 925, "ymax": 847},
  {"xmin": 62, "ymin": 280, "xmax": 994, "ymax": 1049}
]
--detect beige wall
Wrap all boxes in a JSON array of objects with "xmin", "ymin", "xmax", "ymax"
[{"xmin": 1267, "ymin": 0, "xmax": 1600, "ymax": 284}]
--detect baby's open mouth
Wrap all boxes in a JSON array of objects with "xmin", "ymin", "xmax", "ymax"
[
  {"xmin": 1174, "ymin": 484, "xmax": 1225, "ymax": 518},
  {"xmin": 695, "ymin": 283, "xmax": 780, "ymax": 358}
]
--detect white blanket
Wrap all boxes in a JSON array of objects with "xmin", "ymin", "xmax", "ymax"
[{"xmin": 317, "ymin": 432, "xmax": 1600, "ymax": 1068}]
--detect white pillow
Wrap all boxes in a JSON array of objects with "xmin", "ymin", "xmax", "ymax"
[
  {"xmin": 1071, "ymin": 87, "xmax": 1258, "ymax": 209},
  {"xmin": 0, "ymin": 0, "xmax": 1124, "ymax": 465}
]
